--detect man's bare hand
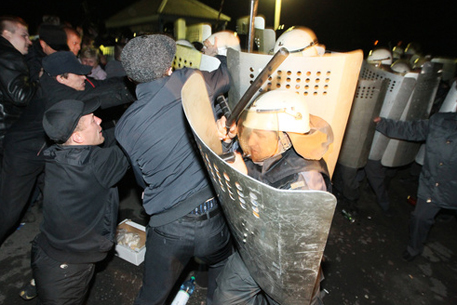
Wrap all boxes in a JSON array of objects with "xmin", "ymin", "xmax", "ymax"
[
  {"xmin": 203, "ymin": 37, "xmax": 218, "ymax": 56},
  {"xmin": 216, "ymin": 116, "xmax": 237, "ymax": 143}
]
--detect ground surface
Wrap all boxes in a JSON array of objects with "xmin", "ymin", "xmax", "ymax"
[{"xmin": 1, "ymin": 165, "xmax": 456, "ymax": 305}]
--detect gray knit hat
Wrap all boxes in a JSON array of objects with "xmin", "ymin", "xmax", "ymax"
[{"xmin": 121, "ymin": 34, "xmax": 176, "ymax": 83}]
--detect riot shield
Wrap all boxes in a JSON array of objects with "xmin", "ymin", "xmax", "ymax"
[
  {"xmin": 182, "ymin": 73, "xmax": 337, "ymax": 305},
  {"xmin": 227, "ymin": 48, "xmax": 364, "ymax": 177},
  {"xmin": 431, "ymin": 57, "xmax": 457, "ymax": 86},
  {"xmin": 254, "ymin": 28, "xmax": 276, "ymax": 54},
  {"xmin": 360, "ymin": 62, "xmax": 418, "ymax": 160},
  {"xmin": 338, "ymin": 78, "xmax": 388, "ymax": 169},
  {"xmin": 381, "ymin": 62, "xmax": 441, "ymax": 167},
  {"xmin": 173, "ymin": 45, "xmax": 221, "ymax": 72},
  {"xmin": 437, "ymin": 80, "xmax": 457, "ymax": 113}
]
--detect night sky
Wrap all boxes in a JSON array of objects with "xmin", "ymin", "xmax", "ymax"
[{"xmin": 2, "ymin": 0, "xmax": 456, "ymax": 57}]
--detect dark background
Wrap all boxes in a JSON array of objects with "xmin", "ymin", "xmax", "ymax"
[{"xmin": 2, "ymin": 0, "xmax": 457, "ymax": 57}]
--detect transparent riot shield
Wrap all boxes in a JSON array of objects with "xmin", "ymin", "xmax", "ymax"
[
  {"xmin": 182, "ymin": 73, "xmax": 337, "ymax": 305},
  {"xmin": 227, "ymin": 48, "xmax": 364, "ymax": 177},
  {"xmin": 338, "ymin": 78, "xmax": 388, "ymax": 169},
  {"xmin": 381, "ymin": 62, "xmax": 441, "ymax": 167},
  {"xmin": 415, "ymin": 80, "xmax": 457, "ymax": 165},
  {"xmin": 360, "ymin": 62, "xmax": 418, "ymax": 161}
]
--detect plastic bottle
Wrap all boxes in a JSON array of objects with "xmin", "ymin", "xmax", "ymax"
[
  {"xmin": 171, "ymin": 276, "xmax": 196, "ymax": 305},
  {"xmin": 341, "ymin": 209, "xmax": 355, "ymax": 223}
]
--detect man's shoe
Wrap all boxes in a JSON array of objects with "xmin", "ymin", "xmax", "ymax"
[
  {"xmin": 402, "ymin": 250, "xmax": 418, "ymax": 262},
  {"xmin": 19, "ymin": 279, "xmax": 37, "ymax": 300}
]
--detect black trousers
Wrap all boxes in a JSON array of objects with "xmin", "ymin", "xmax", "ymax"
[
  {"xmin": 407, "ymin": 197, "xmax": 442, "ymax": 256},
  {"xmin": 0, "ymin": 147, "xmax": 44, "ymax": 244},
  {"xmin": 31, "ymin": 239, "xmax": 95, "ymax": 305}
]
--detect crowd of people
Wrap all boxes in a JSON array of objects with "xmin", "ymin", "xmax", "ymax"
[{"xmin": 0, "ymin": 12, "xmax": 455, "ymax": 305}]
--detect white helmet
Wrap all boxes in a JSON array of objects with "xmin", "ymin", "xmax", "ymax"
[
  {"xmin": 204, "ymin": 30, "xmax": 240, "ymax": 56},
  {"xmin": 241, "ymin": 90, "xmax": 310, "ymax": 133},
  {"xmin": 273, "ymin": 26, "xmax": 322, "ymax": 56},
  {"xmin": 367, "ymin": 47, "xmax": 393, "ymax": 66},
  {"xmin": 390, "ymin": 59, "xmax": 412, "ymax": 74},
  {"xmin": 392, "ymin": 45, "xmax": 404, "ymax": 60},
  {"xmin": 405, "ymin": 42, "xmax": 421, "ymax": 55},
  {"xmin": 411, "ymin": 55, "xmax": 431, "ymax": 70},
  {"xmin": 238, "ymin": 90, "xmax": 333, "ymax": 160}
]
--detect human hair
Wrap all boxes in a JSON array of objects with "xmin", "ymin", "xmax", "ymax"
[
  {"xmin": 80, "ymin": 47, "xmax": 99, "ymax": 63},
  {"xmin": 0, "ymin": 16, "xmax": 28, "ymax": 34},
  {"xmin": 63, "ymin": 26, "xmax": 81, "ymax": 38}
]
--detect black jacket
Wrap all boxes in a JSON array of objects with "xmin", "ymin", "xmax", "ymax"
[
  {"xmin": 0, "ymin": 36, "xmax": 38, "ymax": 142},
  {"xmin": 37, "ymin": 132, "xmax": 129, "ymax": 263},
  {"xmin": 115, "ymin": 59, "xmax": 230, "ymax": 224},
  {"xmin": 39, "ymin": 72, "xmax": 134, "ymax": 110},
  {"xmin": 376, "ymin": 113, "xmax": 457, "ymax": 209},
  {"xmin": 245, "ymin": 148, "xmax": 331, "ymax": 191}
]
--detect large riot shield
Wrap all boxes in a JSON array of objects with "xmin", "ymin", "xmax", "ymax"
[
  {"xmin": 182, "ymin": 73, "xmax": 337, "ymax": 305},
  {"xmin": 338, "ymin": 78, "xmax": 388, "ymax": 169},
  {"xmin": 227, "ymin": 49, "xmax": 364, "ymax": 177},
  {"xmin": 360, "ymin": 62, "xmax": 418, "ymax": 161},
  {"xmin": 381, "ymin": 62, "xmax": 441, "ymax": 167}
]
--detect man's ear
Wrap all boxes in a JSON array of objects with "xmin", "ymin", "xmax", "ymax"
[
  {"xmin": 39, "ymin": 39, "xmax": 47, "ymax": 50},
  {"xmin": 56, "ymin": 75, "xmax": 66, "ymax": 85},
  {"xmin": 70, "ymin": 131, "xmax": 84, "ymax": 144},
  {"xmin": 1, "ymin": 29, "xmax": 11, "ymax": 40}
]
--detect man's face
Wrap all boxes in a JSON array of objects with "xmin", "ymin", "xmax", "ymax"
[
  {"xmin": 77, "ymin": 113, "xmax": 104, "ymax": 145},
  {"xmin": 3, "ymin": 23, "xmax": 31, "ymax": 55},
  {"xmin": 67, "ymin": 33, "xmax": 81, "ymax": 56},
  {"xmin": 240, "ymin": 128, "xmax": 279, "ymax": 162},
  {"xmin": 58, "ymin": 73, "xmax": 86, "ymax": 91}
]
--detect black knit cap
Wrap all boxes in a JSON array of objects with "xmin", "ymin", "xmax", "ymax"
[
  {"xmin": 121, "ymin": 34, "xmax": 176, "ymax": 83},
  {"xmin": 38, "ymin": 24, "xmax": 69, "ymax": 51},
  {"xmin": 42, "ymin": 51, "xmax": 92, "ymax": 76},
  {"xmin": 43, "ymin": 99, "xmax": 101, "ymax": 143}
]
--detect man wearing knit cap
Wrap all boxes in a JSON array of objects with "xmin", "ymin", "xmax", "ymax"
[
  {"xmin": 31, "ymin": 99, "xmax": 129, "ymax": 304},
  {"xmin": 115, "ymin": 34, "xmax": 233, "ymax": 305}
]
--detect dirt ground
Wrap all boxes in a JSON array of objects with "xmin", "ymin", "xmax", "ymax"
[{"xmin": 1, "ymin": 165, "xmax": 456, "ymax": 305}]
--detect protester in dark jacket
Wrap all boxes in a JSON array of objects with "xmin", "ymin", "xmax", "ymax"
[
  {"xmin": 0, "ymin": 51, "xmax": 133, "ymax": 246},
  {"xmin": 375, "ymin": 113, "xmax": 457, "ymax": 261},
  {"xmin": 32, "ymin": 98, "xmax": 129, "ymax": 304},
  {"xmin": 25, "ymin": 23, "xmax": 69, "ymax": 82},
  {"xmin": 0, "ymin": 16, "xmax": 37, "ymax": 162},
  {"xmin": 115, "ymin": 34, "xmax": 233, "ymax": 305}
]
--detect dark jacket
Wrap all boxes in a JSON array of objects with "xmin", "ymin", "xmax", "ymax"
[
  {"xmin": 115, "ymin": 60, "xmax": 230, "ymax": 224},
  {"xmin": 245, "ymin": 148, "xmax": 331, "ymax": 191},
  {"xmin": 0, "ymin": 36, "xmax": 38, "ymax": 142},
  {"xmin": 39, "ymin": 72, "xmax": 134, "ymax": 110},
  {"xmin": 376, "ymin": 113, "xmax": 457, "ymax": 209},
  {"xmin": 37, "ymin": 131, "xmax": 129, "ymax": 263}
]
